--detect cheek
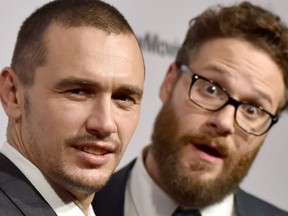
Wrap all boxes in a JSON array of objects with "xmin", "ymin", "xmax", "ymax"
[
  {"xmin": 234, "ymin": 135, "xmax": 264, "ymax": 156},
  {"xmin": 171, "ymin": 91, "xmax": 207, "ymax": 132},
  {"xmin": 39, "ymin": 102, "xmax": 88, "ymax": 135},
  {"xmin": 175, "ymin": 108, "xmax": 206, "ymax": 133}
]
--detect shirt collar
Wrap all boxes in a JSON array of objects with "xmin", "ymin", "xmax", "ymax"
[
  {"xmin": 128, "ymin": 145, "xmax": 235, "ymax": 216},
  {"xmin": 1, "ymin": 142, "xmax": 95, "ymax": 216},
  {"xmin": 129, "ymin": 146, "xmax": 178, "ymax": 215}
]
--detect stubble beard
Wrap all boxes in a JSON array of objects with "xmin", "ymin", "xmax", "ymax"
[
  {"xmin": 150, "ymin": 99, "xmax": 261, "ymax": 208},
  {"xmin": 23, "ymin": 94, "xmax": 116, "ymax": 197},
  {"xmin": 55, "ymin": 135, "xmax": 120, "ymax": 195}
]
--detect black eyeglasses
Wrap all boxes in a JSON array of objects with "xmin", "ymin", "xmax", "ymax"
[{"xmin": 179, "ymin": 64, "xmax": 278, "ymax": 136}]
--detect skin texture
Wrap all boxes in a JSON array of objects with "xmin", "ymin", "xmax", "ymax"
[
  {"xmin": 0, "ymin": 24, "xmax": 144, "ymax": 214},
  {"xmin": 145, "ymin": 38, "xmax": 285, "ymax": 207}
]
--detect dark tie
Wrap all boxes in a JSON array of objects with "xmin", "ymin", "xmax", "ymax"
[{"xmin": 172, "ymin": 208, "xmax": 201, "ymax": 216}]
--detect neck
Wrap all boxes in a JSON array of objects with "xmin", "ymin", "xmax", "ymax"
[
  {"xmin": 46, "ymin": 177, "xmax": 95, "ymax": 215},
  {"xmin": 144, "ymin": 146, "xmax": 165, "ymax": 190}
]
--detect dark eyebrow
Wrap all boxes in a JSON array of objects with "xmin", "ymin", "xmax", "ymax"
[
  {"xmin": 115, "ymin": 84, "xmax": 144, "ymax": 101},
  {"xmin": 53, "ymin": 77, "xmax": 143, "ymax": 98},
  {"xmin": 53, "ymin": 77, "xmax": 99, "ymax": 89}
]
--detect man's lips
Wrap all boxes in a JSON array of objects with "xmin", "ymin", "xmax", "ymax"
[
  {"xmin": 71, "ymin": 142, "xmax": 117, "ymax": 166},
  {"xmin": 78, "ymin": 146, "xmax": 109, "ymax": 155},
  {"xmin": 192, "ymin": 141, "xmax": 228, "ymax": 162},
  {"xmin": 72, "ymin": 142, "xmax": 116, "ymax": 155},
  {"xmin": 194, "ymin": 144, "xmax": 225, "ymax": 159}
]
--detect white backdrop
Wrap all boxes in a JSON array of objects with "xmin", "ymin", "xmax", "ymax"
[{"xmin": 0, "ymin": 0, "xmax": 287, "ymax": 211}]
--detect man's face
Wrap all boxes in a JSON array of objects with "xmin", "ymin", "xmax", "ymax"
[
  {"xmin": 149, "ymin": 38, "xmax": 284, "ymax": 207},
  {"xmin": 18, "ymin": 24, "xmax": 144, "ymax": 196}
]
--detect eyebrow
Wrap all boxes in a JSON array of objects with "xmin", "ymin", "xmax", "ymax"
[
  {"xmin": 54, "ymin": 77, "xmax": 143, "ymax": 98},
  {"xmin": 251, "ymin": 90, "xmax": 273, "ymax": 110},
  {"xmin": 115, "ymin": 84, "xmax": 144, "ymax": 101},
  {"xmin": 202, "ymin": 65, "xmax": 273, "ymax": 107},
  {"xmin": 54, "ymin": 77, "xmax": 97, "ymax": 87}
]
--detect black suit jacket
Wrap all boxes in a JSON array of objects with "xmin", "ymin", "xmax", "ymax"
[
  {"xmin": 93, "ymin": 159, "xmax": 288, "ymax": 216},
  {"xmin": 0, "ymin": 153, "xmax": 57, "ymax": 216}
]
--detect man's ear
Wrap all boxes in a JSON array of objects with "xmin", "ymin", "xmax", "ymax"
[
  {"xmin": 0, "ymin": 67, "xmax": 22, "ymax": 119},
  {"xmin": 159, "ymin": 62, "xmax": 178, "ymax": 103}
]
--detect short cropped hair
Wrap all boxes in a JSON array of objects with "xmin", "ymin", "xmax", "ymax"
[
  {"xmin": 11, "ymin": 0, "xmax": 135, "ymax": 86},
  {"xmin": 176, "ymin": 1, "xmax": 288, "ymax": 111}
]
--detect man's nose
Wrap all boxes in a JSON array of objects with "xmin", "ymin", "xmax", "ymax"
[
  {"xmin": 85, "ymin": 97, "xmax": 117, "ymax": 138},
  {"xmin": 205, "ymin": 104, "xmax": 236, "ymax": 137}
]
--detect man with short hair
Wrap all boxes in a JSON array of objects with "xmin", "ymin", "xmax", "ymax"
[{"xmin": 0, "ymin": 0, "xmax": 145, "ymax": 215}]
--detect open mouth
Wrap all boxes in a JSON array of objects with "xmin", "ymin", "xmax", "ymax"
[{"xmin": 194, "ymin": 144, "xmax": 225, "ymax": 159}]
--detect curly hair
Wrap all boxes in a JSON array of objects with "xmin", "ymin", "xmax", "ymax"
[{"xmin": 176, "ymin": 1, "xmax": 288, "ymax": 111}]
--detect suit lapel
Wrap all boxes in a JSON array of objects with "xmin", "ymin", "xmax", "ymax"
[{"xmin": 0, "ymin": 153, "xmax": 57, "ymax": 216}]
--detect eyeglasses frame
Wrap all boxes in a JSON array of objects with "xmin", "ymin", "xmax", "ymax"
[{"xmin": 179, "ymin": 64, "xmax": 279, "ymax": 136}]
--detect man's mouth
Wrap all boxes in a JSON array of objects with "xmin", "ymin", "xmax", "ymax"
[
  {"xmin": 72, "ymin": 142, "xmax": 115, "ymax": 156},
  {"xmin": 71, "ymin": 143, "xmax": 116, "ymax": 166},
  {"xmin": 80, "ymin": 146, "xmax": 109, "ymax": 156},
  {"xmin": 193, "ymin": 143, "xmax": 227, "ymax": 159},
  {"xmin": 194, "ymin": 144, "xmax": 222, "ymax": 158}
]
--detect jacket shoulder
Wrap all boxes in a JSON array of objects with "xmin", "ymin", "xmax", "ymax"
[
  {"xmin": 236, "ymin": 189, "xmax": 288, "ymax": 216},
  {"xmin": 0, "ymin": 190, "xmax": 24, "ymax": 215},
  {"xmin": 0, "ymin": 153, "xmax": 57, "ymax": 216}
]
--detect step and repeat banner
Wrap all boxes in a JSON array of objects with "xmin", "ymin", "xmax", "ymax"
[{"xmin": 1, "ymin": 0, "xmax": 287, "ymax": 211}]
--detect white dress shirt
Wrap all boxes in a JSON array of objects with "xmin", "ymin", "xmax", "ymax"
[
  {"xmin": 0, "ymin": 142, "xmax": 95, "ymax": 216},
  {"xmin": 124, "ymin": 146, "xmax": 236, "ymax": 216}
]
